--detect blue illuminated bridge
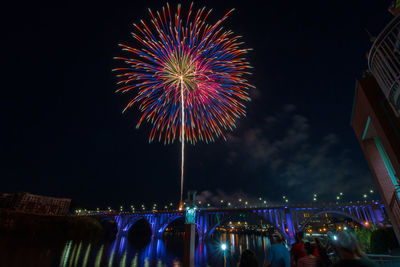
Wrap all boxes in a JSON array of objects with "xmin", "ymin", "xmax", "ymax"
[{"xmin": 92, "ymin": 201, "xmax": 387, "ymax": 244}]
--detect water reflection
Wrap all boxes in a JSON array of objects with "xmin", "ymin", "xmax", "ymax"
[{"xmin": 1, "ymin": 233, "xmax": 272, "ymax": 267}]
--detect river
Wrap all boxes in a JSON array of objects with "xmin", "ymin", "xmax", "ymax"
[{"xmin": 1, "ymin": 233, "xmax": 275, "ymax": 267}]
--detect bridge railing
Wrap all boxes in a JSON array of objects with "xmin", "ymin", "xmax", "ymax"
[
  {"xmin": 389, "ymin": 188, "xmax": 400, "ymax": 227},
  {"xmin": 367, "ymin": 254, "xmax": 400, "ymax": 266}
]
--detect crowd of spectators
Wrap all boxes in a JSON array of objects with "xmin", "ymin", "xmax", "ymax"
[{"xmin": 237, "ymin": 230, "xmax": 378, "ymax": 267}]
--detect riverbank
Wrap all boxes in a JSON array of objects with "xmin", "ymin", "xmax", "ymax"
[{"xmin": 0, "ymin": 209, "xmax": 104, "ymax": 242}]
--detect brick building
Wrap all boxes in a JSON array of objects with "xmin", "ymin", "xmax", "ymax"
[
  {"xmin": 351, "ymin": 13, "xmax": 400, "ymax": 242},
  {"xmin": 0, "ymin": 192, "xmax": 71, "ymax": 215}
]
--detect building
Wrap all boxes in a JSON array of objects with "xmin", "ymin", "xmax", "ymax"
[
  {"xmin": 0, "ymin": 192, "xmax": 71, "ymax": 216},
  {"xmin": 351, "ymin": 13, "xmax": 400, "ymax": 242}
]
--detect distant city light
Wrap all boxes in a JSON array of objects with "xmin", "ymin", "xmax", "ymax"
[
  {"xmin": 370, "ymin": 189, "xmax": 374, "ymax": 193},
  {"xmin": 238, "ymin": 198, "xmax": 242, "ymax": 202}
]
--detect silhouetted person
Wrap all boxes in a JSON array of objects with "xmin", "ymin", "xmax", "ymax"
[
  {"xmin": 297, "ymin": 242, "xmax": 317, "ymax": 267},
  {"xmin": 290, "ymin": 231, "xmax": 306, "ymax": 267},
  {"xmin": 314, "ymin": 237, "xmax": 331, "ymax": 267},
  {"xmin": 265, "ymin": 232, "xmax": 290, "ymax": 267},
  {"xmin": 238, "ymin": 249, "xmax": 259, "ymax": 267},
  {"xmin": 332, "ymin": 231, "xmax": 378, "ymax": 267}
]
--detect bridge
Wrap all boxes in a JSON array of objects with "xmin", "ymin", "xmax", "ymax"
[{"xmin": 93, "ymin": 201, "xmax": 387, "ymax": 244}]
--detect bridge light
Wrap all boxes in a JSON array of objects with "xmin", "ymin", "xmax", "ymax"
[
  {"xmin": 336, "ymin": 196, "xmax": 340, "ymax": 200},
  {"xmin": 238, "ymin": 198, "xmax": 242, "ymax": 202},
  {"xmin": 285, "ymin": 199, "xmax": 288, "ymax": 203},
  {"xmin": 169, "ymin": 203, "xmax": 173, "ymax": 206},
  {"xmin": 339, "ymin": 192, "xmax": 343, "ymax": 196},
  {"xmin": 245, "ymin": 201, "xmax": 248, "ymax": 205},
  {"xmin": 263, "ymin": 200, "xmax": 266, "ymax": 204},
  {"xmin": 228, "ymin": 202, "xmax": 231, "ymax": 206},
  {"xmin": 313, "ymin": 198, "xmax": 317, "ymax": 201},
  {"xmin": 370, "ymin": 189, "xmax": 374, "ymax": 193},
  {"xmin": 363, "ymin": 194, "xmax": 367, "ymax": 198},
  {"xmin": 220, "ymin": 200, "xmax": 224, "ymax": 203},
  {"xmin": 258, "ymin": 197, "xmax": 262, "ymax": 201},
  {"xmin": 207, "ymin": 203, "xmax": 210, "ymax": 207},
  {"xmin": 221, "ymin": 243, "xmax": 227, "ymax": 251},
  {"xmin": 282, "ymin": 196, "xmax": 286, "ymax": 199}
]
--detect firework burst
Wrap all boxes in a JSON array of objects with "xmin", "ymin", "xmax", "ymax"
[{"xmin": 114, "ymin": 3, "xmax": 254, "ymax": 144}]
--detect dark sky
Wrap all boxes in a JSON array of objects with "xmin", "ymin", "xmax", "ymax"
[{"xmin": 2, "ymin": 1, "xmax": 393, "ymax": 209}]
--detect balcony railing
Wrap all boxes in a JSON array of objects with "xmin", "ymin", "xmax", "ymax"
[{"xmin": 369, "ymin": 15, "xmax": 400, "ymax": 115}]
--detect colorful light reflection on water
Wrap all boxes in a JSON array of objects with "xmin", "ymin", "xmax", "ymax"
[{"xmin": 56, "ymin": 233, "xmax": 271, "ymax": 267}]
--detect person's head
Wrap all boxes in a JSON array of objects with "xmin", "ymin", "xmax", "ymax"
[
  {"xmin": 295, "ymin": 231, "xmax": 304, "ymax": 243},
  {"xmin": 333, "ymin": 231, "xmax": 364, "ymax": 259},
  {"xmin": 304, "ymin": 242, "xmax": 315, "ymax": 255},
  {"xmin": 314, "ymin": 237, "xmax": 322, "ymax": 248},
  {"xmin": 270, "ymin": 231, "xmax": 283, "ymax": 244},
  {"xmin": 239, "ymin": 249, "xmax": 259, "ymax": 267}
]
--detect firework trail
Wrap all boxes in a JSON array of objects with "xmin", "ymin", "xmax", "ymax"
[{"xmin": 114, "ymin": 3, "xmax": 254, "ymax": 206}]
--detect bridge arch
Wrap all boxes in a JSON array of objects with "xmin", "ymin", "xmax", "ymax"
[
  {"xmin": 122, "ymin": 215, "xmax": 152, "ymax": 233},
  {"xmin": 205, "ymin": 211, "xmax": 289, "ymax": 242},
  {"xmin": 157, "ymin": 215, "xmax": 202, "ymax": 238},
  {"xmin": 298, "ymin": 210, "xmax": 370, "ymax": 232}
]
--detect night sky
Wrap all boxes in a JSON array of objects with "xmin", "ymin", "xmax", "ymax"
[{"xmin": 2, "ymin": 1, "xmax": 394, "ymax": 209}]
